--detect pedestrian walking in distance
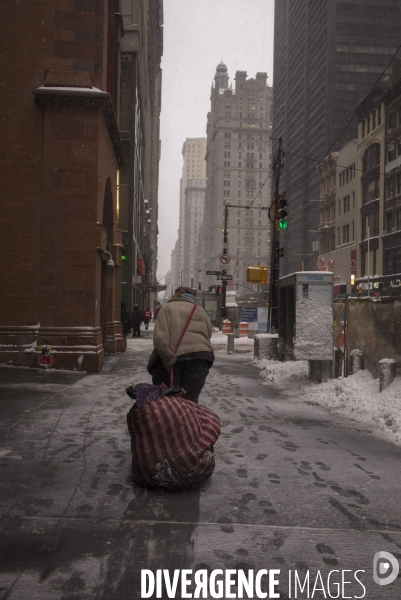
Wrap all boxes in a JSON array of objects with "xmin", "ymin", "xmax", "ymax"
[
  {"xmin": 120, "ymin": 301, "xmax": 132, "ymax": 351},
  {"xmin": 143, "ymin": 306, "xmax": 152, "ymax": 330},
  {"xmin": 131, "ymin": 304, "xmax": 143, "ymax": 338},
  {"xmin": 147, "ymin": 286, "xmax": 214, "ymax": 403}
]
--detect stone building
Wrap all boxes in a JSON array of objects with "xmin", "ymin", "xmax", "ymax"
[
  {"xmin": 317, "ymin": 154, "xmax": 338, "ymax": 260},
  {"xmin": 177, "ymin": 138, "xmax": 207, "ymax": 288},
  {"xmin": 201, "ymin": 63, "xmax": 273, "ymax": 300},
  {"xmin": 182, "ymin": 179, "xmax": 207, "ymax": 289},
  {"xmin": 354, "ymin": 65, "xmax": 401, "ymax": 296},
  {"xmin": 0, "ymin": 0, "xmax": 162, "ymax": 371},
  {"xmin": 164, "ymin": 270, "xmax": 172, "ymax": 300},
  {"xmin": 381, "ymin": 76, "xmax": 401, "ymax": 293},
  {"xmin": 334, "ymin": 141, "xmax": 357, "ymax": 295},
  {"xmin": 170, "ymin": 238, "xmax": 180, "ymax": 296},
  {"xmin": 317, "ymin": 141, "xmax": 357, "ymax": 296},
  {"xmin": 355, "ymin": 87, "xmax": 386, "ymax": 294}
]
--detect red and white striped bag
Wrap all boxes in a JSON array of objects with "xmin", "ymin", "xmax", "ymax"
[{"xmin": 127, "ymin": 393, "xmax": 221, "ymax": 491}]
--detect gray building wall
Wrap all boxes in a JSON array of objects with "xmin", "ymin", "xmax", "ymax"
[
  {"xmin": 273, "ymin": 0, "xmax": 401, "ymax": 276},
  {"xmin": 317, "ymin": 140, "xmax": 357, "ymax": 296},
  {"xmin": 177, "ymin": 138, "xmax": 207, "ymax": 286},
  {"xmin": 182, "ymin": 179, "xmax": 206, "ymax": 287}
]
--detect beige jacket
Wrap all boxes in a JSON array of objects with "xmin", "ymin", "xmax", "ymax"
[{"xmin": 150, "ymin": 298, "xmax": 213, "ymax": 370}]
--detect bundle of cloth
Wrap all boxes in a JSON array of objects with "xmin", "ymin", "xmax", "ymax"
[{"xmin": 126, "ymin": 384, "xmax": 221, "ymax": 491}]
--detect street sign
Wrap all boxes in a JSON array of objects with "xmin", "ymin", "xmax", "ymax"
[
  {"xmin": 209, "ymin": 285, "xmax": 222, "ymax": 294},
  {"xmin": 217, "ymin": 274, "xmax": 232, "ymax": 280},
  {"xmin": 220, "ymin": 254, "xmax": 230, "ymax": 264},
  {"xmin": 147, "ymin": 285, "xmax": 167, "ymax": 292},
  {"xmin": 133, "ymin": 275, "xmax": 141, "ymax": 283},
  {"xmin": 206, "ymin": 270, "xmax": 222, "ymax": 275}
]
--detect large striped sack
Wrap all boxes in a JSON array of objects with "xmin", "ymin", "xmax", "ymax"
[{"xmin": 127, "ymin": 394, "xmax": 221, "ymax": 491}]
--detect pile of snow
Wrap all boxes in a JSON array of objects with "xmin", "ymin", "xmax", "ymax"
[
  {"xmin": 211, "ymin": 331, "xmax": 254, "ymax": 352},
  {"xmin": 255, "ymin": 358, "xmax": 401, "ymax": 445},
  {"xmin": 127, "ymin": 331, "xmax": 254, "ymax": 352}
]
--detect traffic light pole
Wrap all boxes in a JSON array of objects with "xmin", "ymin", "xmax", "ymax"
[
  {"xmin": 221, "ymin": 203, "xmax": 229, "ymax": 320},
  {"xmin": 221, "ymin": 202, "xmax": 271, "ymax": 322},
  {"xmin": 268, "ymin": 137, "xmax": 284, "ymax": 332}
]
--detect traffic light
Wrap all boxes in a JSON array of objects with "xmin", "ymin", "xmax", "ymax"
[
  {"xmin": 276, "ymin": 192, "xmax": 288, "ymax": 231},
  {"xmin": 246, "ymin": 266, "xmax": 270, "ymax": 284}
]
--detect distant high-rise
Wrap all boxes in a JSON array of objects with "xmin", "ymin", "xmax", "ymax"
[
  {"xmin": 273, "ymin": 0, "xmax": 401, "ymax": 275},
  {"xmin": 201, "ymin": 63, "xmax": 273, "ymax": 297},
  {"xmin": 177, "ymin": 138, "xmax": 207, "ymax": 288}
]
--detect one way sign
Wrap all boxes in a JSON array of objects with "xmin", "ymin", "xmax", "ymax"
[{"xmin": 217, "ymin": 274, "xmax": 232, "ymax": 281}]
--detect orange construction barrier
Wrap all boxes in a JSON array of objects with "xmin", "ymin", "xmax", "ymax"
[
  {"xmin": 239, "ymin": 322, "xmax": 249, "ymax": 338},
  {"xmin": 222, "ymin": 320, "xmax": 232, "ymax": 335}
]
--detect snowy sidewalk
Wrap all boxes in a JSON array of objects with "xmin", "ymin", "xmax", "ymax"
[
  {"xmin": 255, "ymin": 357, "xmax": 401, "ymax": 446},
  {"xmin": 145, "ymin": 324, "xmax": 401, "ymax": 445},
  {"xmin": 212, "ymin": 329, "xmax": 401, "ymax": 447},
  {"xmin": 0, "ymin": 340, "xmax": 401, "ymax": 599}
]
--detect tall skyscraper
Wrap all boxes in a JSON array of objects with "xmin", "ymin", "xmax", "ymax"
[
  {"xmin": 177, "ymin": 138, "xmax": 207, "ymax": 288},
  {"xmin": 273, "ymin": 0, "xmax": 401, "ymax": 275},
  {"xmin": 201, "ymin": 63, "xmax": 273, "ymax": 298}
]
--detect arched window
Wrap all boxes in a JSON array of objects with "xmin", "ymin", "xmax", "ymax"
[
  {"xmin": 362, "ymin": 144, "xmax": 380, "ymax": 206},
  {"xmin": 363, "ymin": 143, "xmax": 380, "ymax": 173}
]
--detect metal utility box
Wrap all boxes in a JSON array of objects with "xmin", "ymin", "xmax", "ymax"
[
  {"xmin": 278, "ymin": 272, "xmax": 334, "ymax": 361},
  {"xmin": 196, "ymin": 291, "xmax": 223, "ymax": 327}
]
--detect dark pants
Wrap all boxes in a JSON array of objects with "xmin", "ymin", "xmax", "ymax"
[
  {"xmin": 151, "ymin": 359, "xmax": 211, "ymax": 403},
  {"xmin": 132, "ymin": 324, "xmax": 141, "ymax": 337}
]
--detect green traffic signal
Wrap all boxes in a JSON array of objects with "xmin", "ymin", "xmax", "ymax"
[{"xmin": 275, "ymin": 192, "xmax": 288, "ymax": 231}]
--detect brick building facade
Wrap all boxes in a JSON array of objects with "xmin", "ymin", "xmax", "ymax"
[
  {"xmin": 0, "ymin": 1, "xmax": 127, "ymax": 372},
  {"xmin": 119, "ymin": 0, "xmax": 163, "ymax": 314}
]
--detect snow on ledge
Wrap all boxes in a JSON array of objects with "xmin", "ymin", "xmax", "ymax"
[{"xmin": 34, "ymin": 85, "xmax": 107, "ymax": 96}]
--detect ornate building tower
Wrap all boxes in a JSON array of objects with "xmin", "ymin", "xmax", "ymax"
[{"xmin": 200, "ymin": 64, "xmax": 273, "ymax": 301}]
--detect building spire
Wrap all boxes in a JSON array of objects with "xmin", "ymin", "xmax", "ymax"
[{"xmin": 214, "ymin": 61, "xmax": 229, "ymax": 90}]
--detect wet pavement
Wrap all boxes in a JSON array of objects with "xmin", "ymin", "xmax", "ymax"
[{"xmin": 0, "ymin": 336, "xmax": 400, "ymax": 599}]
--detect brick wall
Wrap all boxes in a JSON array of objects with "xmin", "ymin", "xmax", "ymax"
[{"xmin": 0, "ymin": 0, "xmax": 124, "ymax": 371}]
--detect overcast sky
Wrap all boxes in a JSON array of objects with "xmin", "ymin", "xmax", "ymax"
[{"xmin": 156, "ymin": 0, "xmax": 275, "ymax": 281}]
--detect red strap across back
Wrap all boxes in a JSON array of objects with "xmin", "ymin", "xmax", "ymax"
[{"xmin": 170, "ymin": 304, "xmax": 197, "ymax": 386}]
